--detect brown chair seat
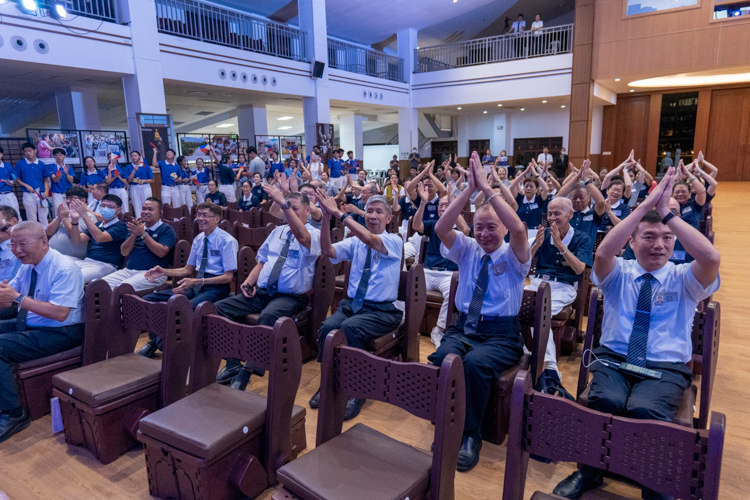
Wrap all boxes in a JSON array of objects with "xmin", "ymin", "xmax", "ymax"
[
  {"xmin": 277, "ymin": 423, "xmax": 432, "ymax": 500},
  {"xmin": 244, "ymin": 307, "xmax": 312, "ymax": 327},
  {"xmin": 530, "ymin": 492, "xmax": 566, "ymax": 500},
  {"xmin": 52, "ymin": 353, "xmax": 162, "ymax": 408},
  {"xmin": 492, "ymin": 354, "xmax": 531, "ymax": 393},
  {"xmin": 365, "ymin": 323, "xmax": 404, "ymax": 352},
  {"xmin": 578, "ymin": 383, "xmax": 695, "ymax": 427},
  {"xmin": 334, "ymin": 275, "xmax": 345, "ymax": 286},
  {"xmin": 425, "ymin": 290, "xmax": 444, "ymax": 303},
  {"xmin": 16, "ymin": 347, "xmax": 81, "ymax": 371},
  {"xmin": 551, "ymin": 305, "xmax": 573, "ymax": 322},
  {"xmin": 138, "ymin": 383, "xmax": 306, "ymax": 461}
]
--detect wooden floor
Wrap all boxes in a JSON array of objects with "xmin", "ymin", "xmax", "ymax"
[{"xmin": 1, "ymin": 184, "xmax": 749, "ymax": 500}]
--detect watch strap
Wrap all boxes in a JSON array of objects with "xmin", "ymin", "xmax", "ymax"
[{"xmin": 661, "ymin": 212, "xmax": 676, "ymax": 225}]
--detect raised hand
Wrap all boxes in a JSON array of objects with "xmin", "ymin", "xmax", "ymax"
[
  {"xmin": 641, "ymin": 166, "xmax": 675, "ymax": 211},
  {"xmin": 315, "ymin": 187, "xmax": 339, "ymax": 217},
  {"xmin": 127, "ymin": 218, "xmax": 146, "ymax": 237},
  {"xmin": 416, "ymin": 181, "xmax": 429, "ymax": 201},
  {"xmin": 550, "ymin": 222, "xmax": 564, "ymax": 250},
  {"xmin": 262, "ymin": 183, "xmax": 286, "ymax": 205},
  {"xmin": 56, "ymin": 202, "xmax": 70, "ymax": 220}
]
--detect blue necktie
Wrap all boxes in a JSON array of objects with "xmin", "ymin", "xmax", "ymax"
[
  {"xmin": 16, "ymin": 268, "xmax": 37, "ymax": 331},
  {"xmin": 266, "ymin": 231, "xmax": 293, "ymax": 296},
  {"xmin": 626, "ymin": 273, "xmax": 655, "ymax": 367},
  {"xmin": 351, "ymin": 247, "xmax": 372, "ymax": 313},
  {"xmin": 464, "ymin": 255, "xmax": 492, "ymax": 335},
  {"xmin": 192, "ymin": 238, "xmax": 209, "ymax": 293}
]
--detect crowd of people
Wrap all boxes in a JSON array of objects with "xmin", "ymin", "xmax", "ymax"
[{"xmin": 0, "ymin": 138, "xmax": 721, "ymax": 500}]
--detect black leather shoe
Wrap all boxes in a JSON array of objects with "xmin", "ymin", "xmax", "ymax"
[
  {"xmin": 308, "ymin": 389, "xmax": 320, "ymax": 409},
  {"xmin": 0, "ymin": 411, "xmax": 31, "ymax": 443},
  {"xmin": 136, "ymin": 340, "xmax": 157, "ymax": 358},
  {"xmin": 457, "ymin": 435, "xmax": 482, "ymax": 472},
  {"xmin": 230, "ymin": 368, "xmax": 251, "ymax": 391},
  {"xmin": 343, "ymin": 398, "xmax": 366, "ymax": 420},
  {"xmin": 216, "ymin": 362, "xmax": 242, "ymax": 385},
  {"xmin": 642, "ymin": 487, "xmax": 674, "ymax": 500},
  {"xmin": 552, "ymin": 469, "xmax": 604, "ymax": 499},
  {"xmin": 535, "ymin": 369, "xmax": 575, "ymax": 401}
]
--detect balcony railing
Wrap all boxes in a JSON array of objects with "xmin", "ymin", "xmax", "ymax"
[
  {"xmin": 155, "ymin": 0, "xmax": 306, "ymax": 62},
  {"xmin": 415, "ymin": 24, "xmax": 574, "ymax": 73},
  {"xmin": 38, "ymin": 0, "xmax": 117, "ymax": 22},
  {"xmin": 328, "ymin": 39, "xmax": 404, "ymax": 83}
]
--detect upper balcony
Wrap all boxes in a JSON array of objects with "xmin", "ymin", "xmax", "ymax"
[
  {"xmin": 415, "ymin": 24, "xmax": 574, "ymax": 73},
  {"xmin": 38, "ymin": 0, "xmax": 118, "ymax": 22},
  {"xmin": 327, "ymin": 39, "xmax": 405, "ymax": 83}
]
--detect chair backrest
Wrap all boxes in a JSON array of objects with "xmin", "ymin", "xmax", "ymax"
[
  {"xmin": 398, "ymin": 263, "xmax": 427, "ymax": 362},
  {"xmin": 385, "ymin": 216, "xmax": 400, "ymax": 234},
  {"xmin": 227, "ymin": 201, "xmax": 238, "ymax": 211},
  {"xmin": 81, "ymin": 279, "xmax": 112, "ymax": 366},
  {"xmin": 330, "ymin": 226, "xmax": 344, "ymax": 244},
  {"xmin": 191, "ymin": 305, "xmax": 302, "ymax": 485},
  {"xmin": 417, "ymin": 235, "xmax": 429, "ymax": 265},
  {"xmin": 243, "ymin": 207, "xmax": 261, "ymax": 228},
  {"xmin": 703, "ymin": 215, "xmax": 713, "ymax": 238},
  {"xmin": 308, "ymin": 256, "xmax": 336, "ymax": 336},
  {"xmin": 317, "ymin": 330, "xmax": 465, "ymax": 500},
  {"xmin": 237, "ymin": 223, "xmax": 275, "ymax": 251},
  {"xmin": 503, "ymin": 370, "xmax": 725, "ymax": 500},
  {"xmin": 164, "ymin": 204, "xmax": 189, "ymax": 221},
  {"xmin": 261, "ymin": 210, "xmax": 283, "ymax": 227},
  {"xmin": 227, "ymin": 209, "xmax": 242, "ymax": 224},
  {"xmin": 235, "ymin": 245, "xmax": 257, "ymax": 291},
  {"xmin": 219, "ymin": 219, "xmax": 237, "ymax": 239},
  {"xmin": 460, "ymin": 210, "xmax": 474, "ymax": 226},
  {"xmin": 166, "ymin": 217, "xmax": 194, "ymax": 243},
  {"xmin": 171, "ymin": 238, "xmax": 191, "ymax": 269}
]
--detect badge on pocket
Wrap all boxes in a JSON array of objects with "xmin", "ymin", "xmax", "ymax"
[
  {"xmin": 492, "ymin": 262, "xmax": 507, "ymax": 276},
  {"xmin": 210, "ymin": 249, "xmax": 220, "ymax": 257}
]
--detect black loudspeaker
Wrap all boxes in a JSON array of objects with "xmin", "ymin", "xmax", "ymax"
[{"xmin": 312, "ymin": 61, "xmax": 325, "ymax": 79}]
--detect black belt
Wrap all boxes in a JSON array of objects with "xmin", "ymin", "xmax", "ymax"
[{"xmin": 458, "ymin": 312, "xmax": 516, "ymax": 324}]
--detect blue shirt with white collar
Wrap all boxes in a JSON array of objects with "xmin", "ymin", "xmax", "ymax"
[
  {"xmin": 108, "ymin": 164, "xmax": 133, "ymax": 189},
  {"xmin": 15, "ymin": 158, "xmax": 49, "ymax": 191},
  {"xmin": 80, "ymin": 169, "xmax": 106, "ymax": 189},
  {"xmin": 515, "ymin": 193, "xmax": 548, "ymax": 229},
  {"xmin": 592, "ymin": 258, "xmax": 720, "ymax": 364},
  {"xmin": 10, "ymin": 248, "xmax": 84, "ymax": 327},
  {"xmin": 0, "ymin": 162, "xmax": 16, "ymax": 193},
  {"xmin": 47, "ymin": 164, "xmax": 74, "ymax": 194},
  {"xmin": 679, "ymin": 199, "xmax": 704, "ymax": 230},
  {"xmin": 420, "ymin": 221, "xmax": 458, "ymax": 271},
  {"xmin": 83, "ymin": 219, "xmax": 129, "ymax": 267},
  {"xmin": 0, "ymin": 239, "xmax": 22, "ymax": 282},
  {"xmin": 187, "ymin": 227, "xmax": 238, "ymax": 275},
  {"xmin": 571, "ymin": 207, "xmax": 603, "ymax": 254},
  {"xmin": 132, "ymin": 164, "xmax": 154, "ymax": 182},
  {"xmin": 534, "ymin": 226, "xmax": 592, "ymax": 285},
  {"xmin": 126, "ymin": 220, "xmax": 177, "ymax": 271},
  {"xmin": 332, "ymin": 232, "xmax": 403, "ymax": 303},
  {"xmin": 158, "ymin": 161, "xmax": 180, "ymax": 186},
  {"xmin": 194, "ymin": 168, "xmax": 210, "ymax": 185},
  {"xmin": 256, "ymin": 224, "xmax": 321, "ymax": 294},
  {"xmin": 599, "ymin": 199, "xmax": 630, "ymax": 230},
  {"xmin": 328, "ymin": 158, "xmax": 343, "ymax": 178}
]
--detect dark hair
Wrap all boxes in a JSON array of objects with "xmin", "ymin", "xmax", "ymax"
[
  {"xmin": 608, "ymin": 178, "xmax": 625, "ymax": 189},
  {"xmin": 65, "ymin": 186, "xmax": 88, "ymax": 200},
  {"xmin": 196, "ymin": 201, "xmax": 222, "ymax": 217},
  {"xmin": 83, "ymin": 156, "xmax": 96, "ymax": 167},
  {"xmin": 570, "ymin": 182, "xmax": 589, "ymax": 194},
  {"xmin": 166, "ymin": 148, "xmax": 176, "ymax": 155},
  {"xmin": 241, "ymin": 180, "xmax": 251, "ymax": 188},
  {"xmin": 176, "ymin": 155, "xmax": 186, "ymax": 166},
  {"xmin": 247, "ymin": 147, "xmax": 258, "ymax": 155},
  {"xmin": 131, "ymin": 150, "xmax": 142, "ymax": 158},
  {"xmin": 0, "ymin": 146, "xmax": 4, "ymax": 154},
  {"xmin": 208, "ymin": 179, "xmax": 217, "ymax": 187},
  {"xmin": 518, "ymin": 13, "xmax": 524, "ymax": 17},
  {"xmin": 632, "ymin": 209, "xmax": 664, "ymax": 238},
  {"xmin": 145, "ymin": 196, "xmax": 163, "ymax": 211},
  {"xmin": 0, "ymin": 205, "xmax": 19, "ymax": 221},
  {"xmin": 102, "ymin": 194, "xmax": 122, "ymax": 208},
  {"xmin": 287, "ymin": 192, "xmax": 310, "ymax": 206},
  {"xmin": 21, "ymin": 142, "xmax": 35, "ymax": 151},
  {"xmin": 672, "ymin": 181, "xmax": 690, "ymax": 192},
  {"xmin": 52, "ymin": 148, "xmax": 66, "ymax": 156},
  {"xmin": 252, "ymin": 172, "xmax": 261, "ymax": 178},
  {"xmin": 347, "ymin": 150, "xmax": 353, "ymax": 155},
  {"xmin": 523, "ymin": 177, "xmax": 539, "ymax": 188},
  {"xmin": 94, "ymin": 182, "xmax": 109, "ymax": 193}
]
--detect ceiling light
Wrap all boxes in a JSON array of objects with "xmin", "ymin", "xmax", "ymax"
[
  {"xmin": 520, "ymin": 108, "xmax": 525, "ymax": 111},
  {"xmin": 18, "ymin": 0, "xmax": 38, "ymax": 14},
  {"xmin": 483, "ymin": 110, "xmax": 487, "ymax": 114},
  {"xmin": 457, "ymin": 107, "xmax": 462, "ymax": 110},
  {"xmin": 276, "ymin": 116, "xmax": 294, "ymax": 121},
  {"xmin": 542, "ymin": 100, "xmax": 547, "ymax": 103},
  {"xmin": 50, "ymin": 2, "xmax": 67, "ymax": 19},
  {"xmin": 497, "ymin": 104, "xmax": 503, "ymax": 107},
  {"xmin": 630, "ymin": 89, "xmax": 635, "ymax": 92},
  {"xmin": 216, "ymin": 123, "xmax": 233, "ymax": 128},
  {"xmin": 629, "ymin": 70, "xmax": 750, "ymax": 88},
  {"xmin": 278, "ymin": 126, "xmax": 293, "ymax": 130},
  {"xmin": 453, "ymin": 0, "xmax": 457, "ymax": 3},
  {"xmin": 561, "ymin": 105, "xmax": 566, "ymax": 108},
  {"xmin": 615, "ymin": 78, "xmax": 621, "ymax": 82}
]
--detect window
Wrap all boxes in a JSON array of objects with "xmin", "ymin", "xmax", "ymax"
[
  {"xmin": 657, "ymin": 92, "xmax": 698, "ymax": 174},
  {"xmin": 713, "ymin": 0, "xmax": 750, "ymax": 19},
  {"xmin": 626, "ymin": 0, "xmax": 699, "ymax": 16}
]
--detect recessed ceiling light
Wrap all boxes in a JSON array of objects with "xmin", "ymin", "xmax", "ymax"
[
  {"xmin": 629, "ymin": 70, "xmax": 750, "ymax": 88},
  {"xmin": 630, "ymin": 89, "xmax": 635, "ymax": 92},
  {"xmin": 483, "ymin": 110, "xmax": 487, "ymax": 114},
  {"xmin": 520, "ymin": 108, "xmax": 525, "ymax": 111},
  {"xmin": 497, "ymin": 104, "xmax": 503, "ymax": 107},
  {"xmin": 216, "ymin": 123, "xmax": 233, "ymax": 128},
  {"xmin": 277, "ymin": 116, "xmax": 294, "ymax": 121},
  {"xmin": 561, "ymin": 105, "xmax": 566, "ymax": 108},
  {"xmin": 615, "ymin": 78, "xmax": 621, "ymax": 82},
  {"xmin": 278, "ymin": 126, "xmax": 293, "ymax": 130},
  {"xmin": 457, "ymin": 107, "xmax": 462, "ymax": 110},
  {"xmin": 542, "ymin": 100, "xmax": 547, "ymax": 103},
  {"xmin": 416, "ymin": 47, "xmax": 420, "ymax": 49},
  {"xmin": 453, "ymin": 0, "xmax": 457, "ymax": 3}
]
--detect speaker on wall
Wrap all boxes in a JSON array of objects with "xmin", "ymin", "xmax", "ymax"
[{"xmin": 312, "ymin": 61, "xmax": 325, "ymax": 79}]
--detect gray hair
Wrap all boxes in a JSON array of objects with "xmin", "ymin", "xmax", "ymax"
[
  {"xmin": 12, "ymin": 221, "xmax": 45, "ymax": 238},
  {"xmin": 365, "ymin": 195, "xmax": 392, "ymax": 215},
  {"xmin": 548, "ymin": 197, "xmax": 573, "ymax": 212}
]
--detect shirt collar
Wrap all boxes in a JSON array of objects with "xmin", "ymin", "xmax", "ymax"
[
  {"xmin": 33, "ymin": 248, "xmax": 55, "ymax": 272},
  {"xmin": 630, "ymin": 259, "xmax": 670, "ymax": 285},
  {"xmin": 0, "ymin": 239, "xmax": 10, "ymax": 251},
  {"xmin": 100, "ymin": 218, "xmax": 119, "ymax": 228},
  {"xmin": 481, "ymin": 241, "xmax": 508, "ymax": 262},
  {"xmin": 523, "ymin": 194, "xmax": 536, "ymax": 204},
  {"xmin": 610, "ymin": 199, "xmax": 622, "ymax": 209},
  {"xmin": 561, "ymin": 225, "xmax": 575, "ymax": 247},
  {"xmin": 147, "ymin": 220, "xmax": 162, "ymax": 231},
  {"xmin": 576, "ymin": 206, "xmax": 591, "ymax": 215}
]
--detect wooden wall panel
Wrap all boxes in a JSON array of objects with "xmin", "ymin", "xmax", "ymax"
[
  {"xmin": 705, "ymin": 88, "xmax": 750, "ymax": 181},
  {"xmin": 645, "ymin": 93, "xmax": 662, "ymax": 175},
  {"xmin": 717, "ymin": 22, "xmax": 750, "ymax": 67},
  {"xmin": 600, "ymin": 104, "xmax": 617, "ymax": 171},
  {"xmin": 613, "ymin": 96, "xmax": 650, "ymax": 165},
  {"xmin": 693, "ymin": 89, "xmax": 712, "ymax": 156}
]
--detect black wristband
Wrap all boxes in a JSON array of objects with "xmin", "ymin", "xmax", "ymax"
[
  {"xmin": 661, "ymin": 212, "xmax": 676, "ymax": 225},
  {"xmin": 584, "ymin": 180, "xmax": 593, "ymax": 186},
  {"xmin": 340, "ymin": 213, "xmax": 351, "ymax": 223}
]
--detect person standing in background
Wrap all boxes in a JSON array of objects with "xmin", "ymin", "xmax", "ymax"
[
  {"xmin": 0, "ymin": 148, "xmax": 19, "ymax": 215},
  {"xmin": 48, "ymin": 149, "xmax": 75, "ymax": 215},
  {"xmin": 15, "ymin": 143, "xmax": 50, "ymax": 229},
  {"xmin": 129, "ymin": 151, "xmax": 153, "ymax": 218}
]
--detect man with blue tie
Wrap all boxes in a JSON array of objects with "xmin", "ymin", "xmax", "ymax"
[
  {"xmin": 136, "ymin": 202, "xmax": 238, "ymax": 358},
  {"xmin": 429, "ymin": 152, "xmax": 531, "ymax": 472},
  {"xmin": 15, "ymin": 142, "xmax": 51, "ymax": 229},
  {"xmin": 213, "ymin": 185, "xmax": 320, "ymax": 391},
  {"xmin": 553, "ymin": 167, "xmax": 721, "ymax": 500},
  {"xmin": 309, "ymin": 190, "xmax": 404, "ymax": 421}
]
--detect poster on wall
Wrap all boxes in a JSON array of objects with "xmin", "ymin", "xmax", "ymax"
[
  {"xmin": 179, "ymin": 135, "xmax": 211, "ymax": 157},
  {"xmin": 280, "ymin": 136, "xmax": 302, "ymax": 159},
  {"xmin": 316, "ymin": 123, "xmax": 334, "ymax": 164},
  {"xmin": 211, "ymin": 135, "xmax": 241, "ymax": 157},
  {"xmin": 81, "ymin": 131, "xmax": 128, "ymax": 165},
  {"xmin": 137, "ymin": 113, "xmax": 172, "ymax": 163},
  {"xmin": 256, "ymin": 136, "xmax": 279, "ymax": 159},
  {"xmin": 26, "ymin": 129, "xmax": 81, "ymax": 164}
]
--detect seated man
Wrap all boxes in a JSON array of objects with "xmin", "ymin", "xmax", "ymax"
[
  {"xmin": 528, "ymin": 197, "xmax": 591, "ymax": 396},
  {"xmin": 214, "ymin": 186, "xmax": 321, "ymax": 391},
  {"xmin": 553, "ymin": 167, "xmax": 720, "ymax": 500},
  {"xmin": 0, "ymin": 221, "xmax": 84, "ymax": 442},
  {"xmin": 137, "ymin": 202, "xmax": 238, "ymax": 357},
  {"xmin": 309, "ymin": 191, "xmax": 404, "ymax": 420},
  {"xmin": 0, "ymin": 206, "xmax": 22, "ymax": 282},
  {"xmin": 46, "ymin": 187, "xmax": 98, "ymax": 261},
  {"xmin": 672, "ymin": 161, "xmax": 706, "ymax": 230},
  {"xmin": 429, "ymin": 153, "xmax": 531, "ymax": 472},
  {"xmin": 555, "ymin": 160, "xmax": 605, "ymax": 256},
  {"xmin": 67, "ymin": 195, "xmax": 128, "ymax": 283},
  {"xmin": 101, "ymin": 197, "xmax": 177, "ymax": 291}
]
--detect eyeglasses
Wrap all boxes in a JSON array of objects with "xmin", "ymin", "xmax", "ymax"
[
  {"xmin": 195, "ymin": 212, "xmax": 218, "ymax": 219},
  {"xmin": 11, "ymin": 236, "xmax": 45, "ymax": 249}
]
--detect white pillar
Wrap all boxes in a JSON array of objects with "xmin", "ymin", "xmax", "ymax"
[
  {"xmin": 397, "ymin": 28, "xmax": 417, "ymax": 85},
  {"xmin": 457, "ymin": 115, "xmax": 469, "ymax": 158},
  {"xmin": 491, "ymin": 113, "xmax": 507, "ymax": 156},
  {"xmin": 55, "ymin": 87, "xmax": 101, "ymax": 130},
  {"xmin": 299, "ymin": 0, "xmax": 330, "ymax": 151},
  {"xmin": 237, "ymin": 105, "xmax": 268, "ymax": 144},
  {"xmin": 339, "ymin": 114, "xmax": 363, "ymax": 160},
  {"xmin": 590, "ymin": 105, "xmax": 604, "ymax": 155},
  {"xmin": 120, "ymin": 0, "xmax": 167, "ymax": 151},
  {"xmin": 398, "ymin": 108, "xmax": 419, "ymax": 162}
]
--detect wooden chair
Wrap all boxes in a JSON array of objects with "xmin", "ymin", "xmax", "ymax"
[
  {"xmin": 502, "ymin": 370, "xmax": 725, "ymax": 500},
  {"xmin": 272, "ymin": 330, "xmax": 465, "ymax": 500},
  {"xmin": 416, "ymin": 235, "xmax": 452, "ymax": 335},
  {"xmin": 237, "ymin": 223, "xmax": 275, "ymax": 253},
  {"xmin": 52, "ymin": 292, "xmax": 194, "ymax": 464},
  {"xmin": 261, "ymin": 210, "xmax": 283, "ymax": 227},
  {"xmin": 576, "ymin": 289, "xmax": 721, "ymax": 429},
  {"xmin": 444, "ymin": 273, "xmax": 551, "ymax": 445},
  {"xmin": 11, "ymin": 279, "xmax": 110, "ymax": 420},
  {"xmin": 227, "ymin": 207, "xmax": 260, "ymax": 227},
  {"xmin": 551, "ymin": 268, "xmax": 591, "ymax": 357},
  {"xmin": 138, "ymin": 310, "xmax": 304, "ymax": 500},
  {"xmin": 163, "ymin": 204, "xmax": 189, "ymax": 221},
  {"xmin": 219, "ymin": 218, "xmax": 237, "ymax": 239},
  {"xmin": 164, "ymin": 217, "xmax": 195, "ymax": 244}
]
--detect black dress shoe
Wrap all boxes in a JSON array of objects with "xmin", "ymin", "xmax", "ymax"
[
  {"xmin": 535, "ymin": 369, "xmax": 575, "ymax": 401},
  {"xmin": 0, "ymin": 411, "xmax": 31, "ymax": 443},
  {"xmin": 553, "ymin": 469, "xmax": 604, "ymax": 499},
  {"xmin": 308, "ymin": 389, "xmax": 320, "ymax": 409},
  {"xmin": 216, "ymin": 363, "xmax": 243, "ymax": 385},
  {"xmin": 230, "ymin": 368, "xmax": 251, "ymax": 391},
  {"xmin": 457, "ymin": 435, "xmax": 482, "ymax": 472},
  {"xmin": 135, "ymin": 340, "xmax": 157, "ymax": 358},
  {"xmin": 343, "ymin": 398, "xmax": 365, "ymax": 420}
]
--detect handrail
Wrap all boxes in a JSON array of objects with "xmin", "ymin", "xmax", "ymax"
[
  {"xmin": 414, "ymin": 24, "xmax": 574, "ymax": 73},
  {"xmin": 38, "ymin": 0, "xmax": 117, "ymax": 23},
  {"xmin": 154, "ymin": 0, "xmax": 307, "ymax": 62},
  {"xmin": 328, "ymin": 38, "xmax": 404, "ymax": 83}
]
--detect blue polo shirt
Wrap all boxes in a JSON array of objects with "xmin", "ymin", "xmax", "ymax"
[
  {"xmin": 132, "ymin": 164, "xmax": 154, "ymax": 183},
  {"xmin": 206, "ymin": 191, "xmax": 228, "ymax": 207},
  {"xmin": 0, "ymin": 162, "xmax": 16, "ymax": 193},
  {"xmin": 399, "ymin": 197, "xmax": 416, "ymax": 220},
  {"xmin": 420, "ymin": 221, "xmax": 458, "ymax": 271},
  {"xmin": 194, "ymin": 168, "xmax": 210, "ymax": 185},
  {"xmin": 268, "ymin": 161, "xmax": 284, "ymax": 178},
  {"xmin": 47, "ymin": 164, "xmax": 73, "ymax": 194},
  {"xmin": 534, "ymin": 227, "xmax": 592, "ymax": 285},
  {"xmin": 84, "ymin": 219, "xmax": 129, "ymax": 267},
  {"xmin": 599, "ymin": 200, "xmax": 629, "ymax": 230},
  {"xmin": 345, "ymin": 194, "xmax": 366, "ymax": 226},
  {"xmin": 284, "ymin": 167, "xmax": 302, "ymax": 179},
  {"xmin": 328, "ymin": 158, "xmax": 342, "ymax": 178},
  {"xmin": 516, "ymin": 193, "xmax": 548, "ymax": 229},
  {"xmin": 218, "ymin": 163, "xmax": 236, "ymax": 185},
  {"xmin": 15, "ymin": 158, "xmax": 48, "ymax": 191},
  {"xmin": 251, "ymin": 185, "xmax": 266, "ymax": 205},
  {"xmin": 80, "ymin": 169, "xmax": 107, "ymax": 188},
  {"xmin": 345, "ymin": 159, "xmax": 359, "ymax": 174},
  {"xmin": 158, "ymin": 161, "xmax": 180, "ymax": 186},
  {"xmin": 571, "ymin": 208, "xmax": 603, "ymax": 254},
  {"xmin": 413, "ymin": 195, "xmax": 440, "ymax": 223},
  {"xmin": 109, "ymin": 164, "xmax": 133, "ymax": 189},
  {"xmin": 126, "ymin": 221, "xmax": 177, "ymax": 271},
  {"xmin": 679, "ymin": 199, "xmax": 704, "ymax": 230}
]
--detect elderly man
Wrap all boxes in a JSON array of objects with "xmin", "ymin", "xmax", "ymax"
[
  {"xmin": 552, "ymin": 168, "xmax": 720, "ymax": 500},
  {"xmin": 336, "ymin": 177, "xmax": 379, "ymax": 227},
  {"xmin": 556, "ymin": 160, "xmax": 606, "ymax": 255},
  {"xmin": 0, "ymin": 221, "xmax": 84, "ymax": 442}
]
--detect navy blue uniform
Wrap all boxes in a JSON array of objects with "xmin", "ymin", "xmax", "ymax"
[
  {"xmin": 345, "ymin": 194, "xmax": 366, "ymax": 226},
  {"xmin": 84, "ymin": 220, "xmax": 129, "ymax": 268},
  {"xmin": 534, "ymin": 228, "xmax": 592, "ymax": 284},
  {"xmin": 679, "ymin": 199, "xmax": 704, "ymax": 230},
  {"xmin": 571, "ymin": 208, "xmax": 603, "ymax": 255},
  {"xmin": 413, "ymin": 195, "xmax": 440, "ymax": 224},
  {"xmin": 515, "ymin": 193, "xmax": 548, "ymax": 229},
  {"xmin": 206, "ymin": 191, "xmax": 228, "ymax": 207},
  {"xmin": 126, "ymin": 223, "xmax": 177, "ymax": 271},
  {"xmin": 599, "ymin": 201, "xmax": 629, "ymax": 230},
  {"xmin": 419, "ymin": 221, "xmax": 458, "ymax": 271}
]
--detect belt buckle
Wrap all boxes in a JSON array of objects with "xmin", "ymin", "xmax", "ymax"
[{"xmin": 542, "ymin": 274, "xmax": 551, "ymax": 281}]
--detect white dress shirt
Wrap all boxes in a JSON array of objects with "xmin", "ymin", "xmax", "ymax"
[
  {"xmin": 537, "ymin": 153, "xmax": 553, "ymax": 166},
  {"xmin": 187, "ymin": 227, "xmax": 239, "ymax": 275},
  {"xmin": 332, "ymin": 232, "xmax": 403, "ymax": 303},
  {"xmin": 0, "ymin": 239, "xmax": 21, "ymax": 283},
  {"xmin": 256, "ymin": 224, "xmax": 321, "ymax": 294}
]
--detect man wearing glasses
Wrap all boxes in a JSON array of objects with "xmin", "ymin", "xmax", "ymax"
[
  {"xmin": 136, "ymin": 202, "xmax": 238, "ymax": 358},
  {"xmin": 0, "ymin": 221, "xmax": 85, "ymax": 442}
]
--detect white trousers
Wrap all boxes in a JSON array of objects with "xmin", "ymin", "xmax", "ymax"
[
  {"xmin": 330, "ymin": 176, "xmax": 347, "ymax": 190},
  {"xmin": 424, "ymin": 268, "xmax": 454, "ymax": 331},
  {"xmin": 219, "ymin": 184, "xmax": 236, "ymax": 203},
  {"xmin": 179, "ymin": 184, "xmax": 193, "ymax": 211},
  {"xmin": 74, "ymin": 257, "xmax": 117, "ymax": 284},
  {"xmin": 160, "ymin": 185, "xmax": 180, "ymax": 208},
  {"xmin": 22, "ymin": 191, "xmax": 49, "ymax": 229},
  {"xmin": 0, "ymin": 192, "xmax": 20, "ymax": 216},
  {"xmin": 403, "ymin": 233, "xmax": 422, "ymax": 267},
  {"xmin": 195, "ymin": 185, "xmax": 209, "ymax": 205},
  {"xmin": 110, "ymin": 187, "xmax": 129, "ymax": 214},
  {"xmin": 51, "ymin": 193, "xmax": 66, "ymax": 215},
  {"xmin": 130, "ymin": 184, "xmax": 152, "ymax": 218},
  {"xmin": 525, "ymin": 277, "xmax": 578, "ymax": 376},
  {"xmin": 102, "ymin": 268, "xmax": 166, "ymax": 292}
]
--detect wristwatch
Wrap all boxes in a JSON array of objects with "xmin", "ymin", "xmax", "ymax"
[
  {"xmin": 584, "ymin": 180, "xmax": 593, "ymax": 186},
  {"xmin": 661, "ymin": 212, "xmax": 676, "ymax": 225},
  {"xmin": 283, "ymin": 200, "xmax": 292, "ymax": 210},
  {"xmin": 340, "ymin": 213, "xmax": 351, "ymax": 224},
  {"xmin": 11, "ymin": 294, "xmax": 24, "ymax": 311}
]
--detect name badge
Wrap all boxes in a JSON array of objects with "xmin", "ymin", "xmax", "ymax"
[
  {"xmin": 583, "ymin": 215, "xmax": 594, "ymax": 222},
  {"xmin": 287, "ymin": 249, "xmax": 299, "ymax": 260},
  {"xmin": 0, "ymin": 260, "xmax": 11, "ymax": 269},
  {"xmin": 682, "ymin": 206, "xmax": 692, "ymax": 215},
  {"xmin": 528, "ymin": 203, "xmax": 539, "ymax": 210},
  {"xmin": 671, "ymin": 250, "xmax": 686, "ymax": 261},
  {"xmin": 492, "ymin": 262, "xmax": 507, "ymax": 276},
  {"xmin": 654, "ymin": 292, "xmax": 678, "ymax": 305},
  {"xmin": 427, "ymin": 205, "xmax": 437, "ymax": 211},
  {"xmin": 210, "ymin": 249, "xmax": 220, "ymax": 257}
]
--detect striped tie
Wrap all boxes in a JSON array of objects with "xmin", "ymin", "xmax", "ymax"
[
  {"xmin": 626, "ymin": 273, "xmax": 655, "ymax": 367},
  {"xmin": 464, "ymin": 255, "xmax": 492, "ymax": 335}
]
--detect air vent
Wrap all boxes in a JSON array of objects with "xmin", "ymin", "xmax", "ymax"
[
  {"xmin": 194, "ymin": 111, "xmax": 213, "ymax": 116},
  {"xmin": 0, "ymin": 97, "xmax": 29, "ymax": 105}
]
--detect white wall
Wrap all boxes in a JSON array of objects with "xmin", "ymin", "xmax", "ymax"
[
  {"xmin": 363, "ymin": 144, "xmax": 399, "ymax": 172},
  {"xmin": 507, "ymin": 107, "xmax": 570, "ymax": 153}
]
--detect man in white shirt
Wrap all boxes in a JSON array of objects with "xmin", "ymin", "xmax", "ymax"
[
  {"xmin": 537, "ymin": 147, "xmax": 553, "ymax": 170},
  {"xmin": 509, "ymin": 13, "xmax": 527, "ymax": 57},
  {"xmin": 553, "ymin": 167, "xmax": 720, "ymax": 500}
]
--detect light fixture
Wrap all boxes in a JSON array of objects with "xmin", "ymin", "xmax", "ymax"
[
  {"xmin": 615, "ymin": 78, "xmax": 621, "ymax": 82},
  {"xmin": 17, "ymin": 0, "xmax": 38, "ymax": 14},
  {"xmin": 542, "ymin": 100, "xmax": 547, "ymax": 103},
  {"xmin": 497, "ymin": 103, "xmax": 503, "ymax": 107},
  {"xmin": 561, "ymin": 105, "xmax": 566, "ymax": 108},
  {"xmin": 50, "ymin": 1, "xmax": 67, "ymax": 19},
  {"xmin": 453, "ymin": 0, "xmax": 457, "ymax": 3},
  {"xmin": 483, "ymin": 110, "xmax": 487, "ymax": 114},
  {"xmin": 520, "ymin": 108, "xmax": 525, "ymax": 111},
  {"xmin": 416, "ymin": 47, "xmax": 420, "ymax": 49},
  {"xmin": 457, "ymin": 107, "xmax": 462, "ymax": 110},
  {"xmin": 630, "ymin": 89, "xmax": 635, "ymax": 92},
  {"xmin": 276, "ymin": 116, "xmax": 294, "ymax": 121},
  {"xmin": 215, "ymin": 123, "xmax": 233, "ymax": 128},
  {"xmin": 278, "ymin": 126, "xmax": 293, "ymax": 130},
  {"xmin": 629, "ymin": 70, "xmax": 750, "ymax": 88}
]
